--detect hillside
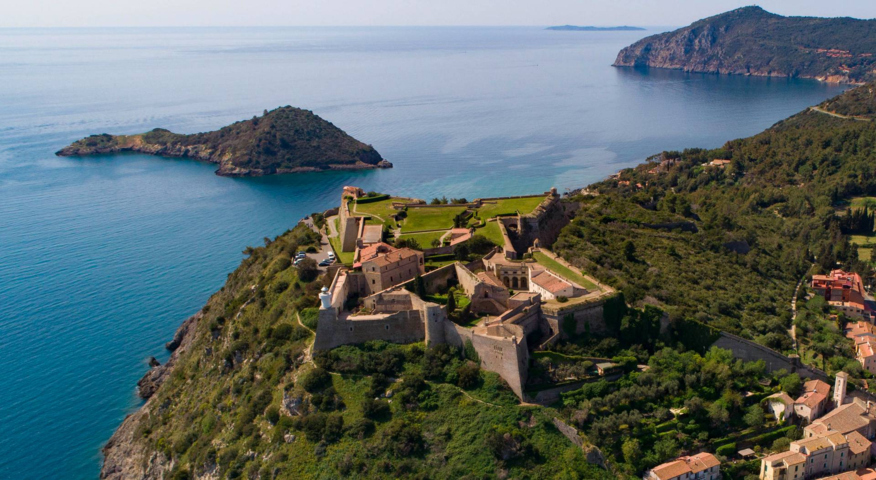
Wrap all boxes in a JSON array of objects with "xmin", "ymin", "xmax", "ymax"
[
  {"xmin": 101, "ymin": 224, "xmax": 611, "ymax": 480},
  {"xmin": 558, "ymin": 82, "xmax": 876, "ymax": 351},
  {"xmin": 613, "ymin": 6, "xmax": 876, "ymax": 84},
  {"xmin": 56, "ymin": 107, "xmax": 391, "ymax": 177}
]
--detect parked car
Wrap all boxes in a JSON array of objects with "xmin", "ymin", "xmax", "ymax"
[
  {"xmin": 319, "ymin": 259, "xmax": 333, "ymax": 267},
  {"xmin": 327, "ymin": 251, "xmax": 335, "ymax": 259}
]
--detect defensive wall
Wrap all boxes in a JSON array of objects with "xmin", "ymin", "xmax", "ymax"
[
  {"xmin": 711, "ymin": 332, "xmax": 830, "ymax": 382},
  {"xmin": 338, "ymin": 197, "xmax": 359, "ymax": 252},
  {"xmin": 541, "ymin": 294, "xmax": 613, "ymax": 337},
  {"xmin": 442, "ymin": 322, "xmax": 529, "ymax": 398}
]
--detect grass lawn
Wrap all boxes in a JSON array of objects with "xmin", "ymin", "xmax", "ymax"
[
  {"xmin": 850, "ymin": 234, "xmax": 876, "ymax": 262},
  {"xmin": 533, "ymin": 251, "xmax": 598, "ymax": 291},
  {"xmin": 402, "ymin": 206, "xmax": 466, "ymax": 233},
  {"xmin": 477, "ymin": 220, "xmax": 505, "ymax": 246},
  {"xmin": 475, "ymin": 196, "xmax": 546, "ymax": 219},
  {"xmin": 398, "ymin": 230, "xmax": 448, "ymax": 249},
  {"xmin": 351, "ymin": 197, "xmax": 400, "ymax": 226},
  {"xmin": 328, "ymin": 217, "xmax": 355, "ymax": 264}
]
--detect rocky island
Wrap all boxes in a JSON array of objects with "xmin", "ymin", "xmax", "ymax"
[
  {"xmin": 614, "ymin": 6, "xmax": 876, "ymax": 84},
  {"xmin": 56, "ymin": 106, "xmax": 391, "ymax": 177}
]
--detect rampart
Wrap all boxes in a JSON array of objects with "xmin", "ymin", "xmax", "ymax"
[
  {"xmin": 443, "ymin": 322, "xmax": 529, "ymax": 398},
  {"xmin": 711, "ymin": 332, "xmax": 830, "ymax": 382},
  {"xmin": 541, "ymin": 294, "xmax": 611, "ymax": 337}
]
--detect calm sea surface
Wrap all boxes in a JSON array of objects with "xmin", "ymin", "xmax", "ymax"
[{"xmin": 0, "ymin": 27, "xmax": 847, "ymax": 478}]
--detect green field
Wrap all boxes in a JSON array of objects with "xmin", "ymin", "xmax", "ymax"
[
  {"xmin": 477, "ymin": 220, "xmax": 505, "ymax": 246},
  {"xmin": 851, "ymin": 234, "xmax": 876, "ymax": 262},
  {"xmin": 475, "ymin": 196, "xmax": 545, "ymax": 219},
  {"xmin": 398, "ymin": 230, "xmax": 448, "ymax": 249},
  {"xmin": 351, "ymin": 197, "xmax": 400, "ymax": 226},
  {"xmin": 532, "ymin": 251, "xmax": 598, "ymax": 291},
  {"xmin": 328, "ymin": 217, "xmax": 355, "ymax": 264},
  {"xmin": 401, "ymin": 206, "xmax": 466, "ymax": 233}
]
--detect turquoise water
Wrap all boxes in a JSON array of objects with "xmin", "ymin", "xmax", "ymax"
[{"xmin": 0, "ymin": 27, "xmax": 847, "ymax": 478}]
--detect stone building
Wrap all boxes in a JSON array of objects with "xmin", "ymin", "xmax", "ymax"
[{"xmin": 356, "ymin": 242, "xmax": 424, "ymax": 295}]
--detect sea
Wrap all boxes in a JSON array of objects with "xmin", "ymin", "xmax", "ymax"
[{"xmin": 0, "ymin": 26, "xmax": 848, "ymax": 479}]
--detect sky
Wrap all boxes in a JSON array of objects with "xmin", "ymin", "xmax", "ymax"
[{"xmin": 2, "ymin": 0, "xmax": 874, "ymax": 28}]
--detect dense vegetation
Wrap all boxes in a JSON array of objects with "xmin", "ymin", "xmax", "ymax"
[
  {"xmin": 556, "ymin": 82, "xmax": 876, "ymax": 351},
  {"xmin": 57, "ymin": 107, "xmax": 387, "ymax": 176},
  {"xmin": 614, "ymin": 6, "xmax": 876, "ymax": 83}
]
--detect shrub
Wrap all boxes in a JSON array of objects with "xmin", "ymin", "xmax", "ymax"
[
  {"xmin": 715, "ymin": 442, "xmax": 737, "ymax": 457},
  {"xmin": 557, "ymin": 295, "xmax": 569, "ymax": 303},
  {"xmin": 297, "ymin": 258, "xmax": 319, "ymax": 282},
  {"xmin": 456, "ymin": 362, "xmax": 481, "ymax": 389},
  {"xmin": 300, "ymin": 367, "xmax": 332, "ymax": 393}
]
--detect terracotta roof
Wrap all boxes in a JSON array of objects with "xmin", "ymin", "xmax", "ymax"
[
  {"xmin": 369, "ymin": 248, "xmax": 421, "ymax": 268},
  {"xmin": 847, "ymin": 430, "xmax": 872, "ymax": 455},
  {"xmin": 859, "ymin": 339, "xmax": 876, "ymax": 358},
  {"xmin": 797, "ymin": 391, "xmax": 827, "ymax": 409},
  {"xmin": 812, "ymin": 402, "xmax": 876, "ymax": 436},
  {"xmin": 650, "ymin": 460, "xmax": 691, "ymax": 480},
  {"xmin": 847, "ymin": 322, "xmax": 876, "ymax": 340},
  {"xmin": 686, "ymin": 453, "xmax": 720, "ymax": 473},
  {"xmin": 531, "ymin": 269, "xmax": 572, "ymax": 294},
  {"xmin": 476, "ymin": 271, "xmax": 504, "ymax": 288},
  {"xmin": 358, "ymin": 242, "xmax": 396, "ymax": 261},
  {"xmin": 763, "ymin": 450, "xmax": 806, "ymax": 465},
  {"xmin": 805, "ymin": 379, "xmax": 831, "ymax": 396},
  {"xmin": 859, "ymin": 468, "xmax": 876, "ymax": 480}
]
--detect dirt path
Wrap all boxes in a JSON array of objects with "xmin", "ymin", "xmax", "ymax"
[
  {"xmin": 810, "ymin": 106, "xmax": 872, "ymax": 122},
  {"xmin": 296, "ymin": 312, "xmax": 315, "ymax": 363}
]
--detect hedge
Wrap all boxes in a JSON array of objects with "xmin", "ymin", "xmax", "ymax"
[
  {"xmin": 715, "ymin": 442, "xmax": 736, "ymax": 457},
  {"xmin": 355, "ymin": 194, "xmax": 391, "ymax": 204}
]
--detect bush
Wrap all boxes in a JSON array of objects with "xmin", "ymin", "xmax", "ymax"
[
  {"xmin": 715, "ymin": 442, "xmax": 736, "ymax": 457},
  {"xmin": 300, "ymin": 367, "xmax": 332, "ymax": 393},
  {"xmin": 297, "ymin": 258, "xmax": 319, "ymax": 282},
  {"xmin": 557, "ymin": 295, "xmax": 569, "ymax": 303},
  {"xmin": 456, "ymin": 362, "xmax": 481, "ymax": 389}
]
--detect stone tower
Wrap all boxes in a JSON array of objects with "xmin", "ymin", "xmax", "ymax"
[{"xmin": 834, "ymin": 371, "xmax": 848, "ymax": 407}]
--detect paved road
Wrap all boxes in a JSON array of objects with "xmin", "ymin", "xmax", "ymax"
[
  {"xmin": 810, "ymin": 106, "xmax": 872, "ymax": 122},
  {"xmin": 301, "ymin": 217, "xmax": 335, "ymax": 271}
]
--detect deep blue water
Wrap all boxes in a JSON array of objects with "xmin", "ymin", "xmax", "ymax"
[{"xmin": 0, "ymin": 27, "xmax": 847, "ymax": 479}]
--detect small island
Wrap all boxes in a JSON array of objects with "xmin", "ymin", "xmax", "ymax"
[
  {"xmin": 56, "ymin": 106, "xmax": 391, "ymax": 177},
  {"xmin": 547, "ymin": 25, "xmax": 644, "ymax": 31}
]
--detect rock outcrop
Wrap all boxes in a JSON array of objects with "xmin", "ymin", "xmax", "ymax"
[
  {"xmin": 101, "ymin": 313, "xmax": 201, "ymax": 479},
  {"xmin": 614, "ymin": 6, "xmax": 876, "ymax": 84},
  {"xmin": 57, "ymin": 106, "xmax": 391, "ymax": 177}
]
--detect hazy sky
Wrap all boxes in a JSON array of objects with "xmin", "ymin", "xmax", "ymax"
[{"xmin": 3, "ymin": 0, "xmax": 874, "ymax": 28}]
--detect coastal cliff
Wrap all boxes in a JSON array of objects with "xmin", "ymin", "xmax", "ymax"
[
  {"xmin": 613, "ymin": 6, "xmax": 876, "ymax": 84},
  {"xmin": 57, "ymin": 107, "xmax": 392, "ymax": 177}
]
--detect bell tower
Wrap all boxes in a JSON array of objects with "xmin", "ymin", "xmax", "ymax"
[{"xmin": 834, "ymin": 371, "xmax": 848, "ymax": 407}]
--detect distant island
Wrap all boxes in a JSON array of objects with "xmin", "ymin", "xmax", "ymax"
[
  {"xmin": 613, "ymin": 6, "xmax": 876, "ymax": 84},
  {"xmin": 56, "ymin": 106, "xmax": 391, "ymax": 177},
  {"xmin": 547, "ymin": 25, "xmax": 644, "ymax": 31}
]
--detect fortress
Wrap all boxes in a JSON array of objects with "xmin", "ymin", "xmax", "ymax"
[{"xmin": 314, "ymin": 187, "xmax": 615, "ymax": 399}]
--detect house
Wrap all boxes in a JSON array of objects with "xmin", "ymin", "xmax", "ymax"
[
  {"xmin": 794, "ymin": 379, "xmax": 832, "ymax": 423},
  {"xmin": 811, "ymin": 270, "xmax": 873, "ymax": 321},
  {"xmin": 805, "ymin": 400, "xmax": 876, "ymax": 441},
  {"xmin": 846, "ymin": 323, "xmax": 876, "ymax": 375},
  {"xmin": 760, "ymin": 431, "xmax": 872, "ymax": 480},
  {"xmin": 766, "ymin": 392, "xmax": 796, "ymax": 424},
  {"xmin": 644, "ymin": 453, "xmax": 721, "ymax": 480},
  {"xmin": 708, "ymin": 159, "xmax": 732, "ymax": 168},
  {"xmin": 530, "ymin": 268, "xmax": 577, "ymax": 300}
]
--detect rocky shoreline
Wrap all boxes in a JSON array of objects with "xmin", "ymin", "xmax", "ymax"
[{"xmin": 101, "ymin": 313, "xmax": 201, "ymax": 480}]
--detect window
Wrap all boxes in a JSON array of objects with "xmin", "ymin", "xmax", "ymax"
[{"xmin": 372, "ymin": 279, "xmax": 375, "ymax": 285}]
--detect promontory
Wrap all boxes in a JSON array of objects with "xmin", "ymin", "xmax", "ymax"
[
  {"xmin": 614, "ymin": 6, "xmax": 876, "ymax": 84},
  {"xmin": 56, "ymin": 106, "xmax": 391, "ymax": 176}
]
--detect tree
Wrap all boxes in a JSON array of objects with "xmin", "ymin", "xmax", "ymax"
[
  {"xmin": 623, "ymin": 240, "xmax": 636, "ymax": 261},
  {"xmin": 297, "ymin": 257, "xmax": 319, "ymax": 282},
  {"xmin": 780, "ymin": 373, "xmax": 802, "ymax": 396},
  {"xmin": 413, "ymin": 274, "xmax": 426, "ymax": 298},
  {"xmin": 707, "ymin": 401, "xmax": 730, "ymax": 427},
  {"xmin": 744, "ymin": 404, "xmax": 765, "ymax": 428},
  {"xmin": 621, "ymin": 438, "xmax": 641, "ymax": 468},
  {"xmin": 446, "ymin": 291, "xmax": 456, "ymax": 314}
]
